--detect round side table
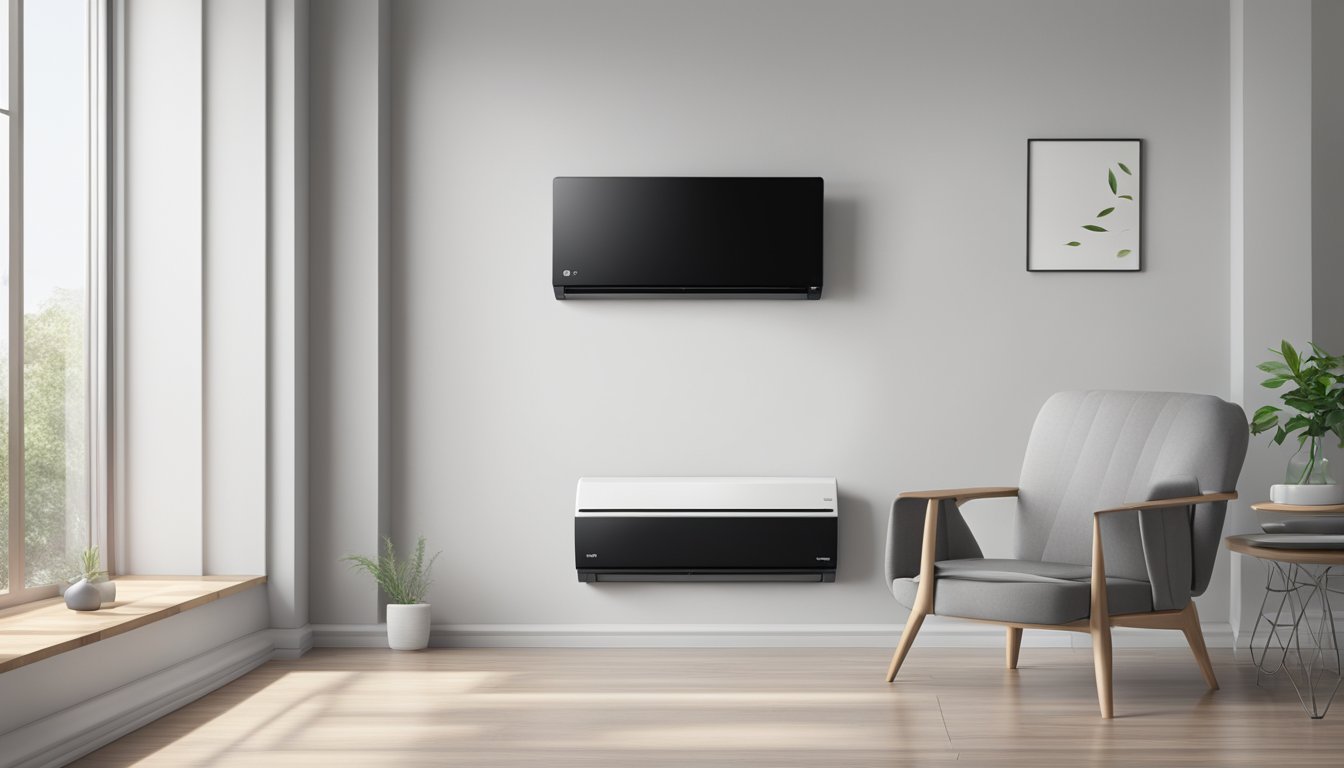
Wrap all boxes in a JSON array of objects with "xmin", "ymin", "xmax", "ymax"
[{"xmin": 1227, "ymin": 505, "xmax": 1344, "ymax": 719}]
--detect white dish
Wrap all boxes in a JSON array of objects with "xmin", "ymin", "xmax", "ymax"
[
  {"xmin": 1260, "ymin": 518, "xmax": 1344, "ymax": 535},
  {"xmin": 1242, "ymin": 533, "xmax": 1344, "ymax": 550}
]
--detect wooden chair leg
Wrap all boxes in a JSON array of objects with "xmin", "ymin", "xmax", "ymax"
[
  {"xmin": 886, "ymin": 609, "xmax": 926, "ymax": 682},
  {"xmin": 887, "ymin": 499, "xmax": 940, "ymax": 684},
  {"xmin": 1090, "ymin": 515, "xmax": 1114, "ymax": 719},
  {"xmin": 1090, "ymin": 619, "xmax": 1113, "ymax": 719},
  {"xmin": 1178, "ymin": 602, "xmax": 1218, "ymax": 690},
  {"xmin": 1006, "ymin": 626, "xmax": 1022, "ymax": 670}
]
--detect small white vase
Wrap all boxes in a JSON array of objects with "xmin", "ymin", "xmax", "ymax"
[
  {"xmin": 94, "ymin": 579, "xmax": 116, "ymax": 604},
  {"xmin": 64, "ymin": 579, "xmax": 102, "ymax": 611},
  {"xmin": 386, "ymin": 603, "xmax": 431, "ymax": 650}
]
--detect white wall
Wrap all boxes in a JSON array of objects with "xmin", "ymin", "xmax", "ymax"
[
  {"xmin": 119, "ymin": 0, "xmax": 297, "ymax": 581},
  {"xmin": 102, "ymin": 0, "xmax": 1336, "ymax": 647},
  {"xmin": 1227, "ymin": 0, "xmax": 1315, "ymax": 637},
  {"xmin": 303, "ymin": 0, "xmax": 1238, "ymax": 631},
  {"xmin": 1312, "ymin": 0, "xmax": 1344, "ymax": 474}
]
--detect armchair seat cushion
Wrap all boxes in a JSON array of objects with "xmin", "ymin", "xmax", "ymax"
[{"xmin": 891, "ymin": 558, "xmax": 1154, "ymax": 625}]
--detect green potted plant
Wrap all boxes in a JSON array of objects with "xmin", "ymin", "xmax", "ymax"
[
  {"xmin": 64, "ymin": 545, "xmax": 112, "ymax": 611},
  {"xmin": 344, "ymin": 535, "xmax": 441, "ymax": 650},
  {"xmin": 1250, "ymin": 340, "xmax": 1344, "ymax": 505}
]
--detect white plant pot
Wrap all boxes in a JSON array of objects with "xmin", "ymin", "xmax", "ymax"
[
  {"xmin": 94, "ymin": 579, "xmax": 116, "ymax": 604},
  {"xmin": 386, "ymin": 603, "xmax": 431, "ymax": 650},
  {"xmin": 1270, "ymin": 483, "xmax": 1344, "ymax": 506},
  {"xmin": 64, "ymin": 579, "xmax": 102, "ymax": 611}
]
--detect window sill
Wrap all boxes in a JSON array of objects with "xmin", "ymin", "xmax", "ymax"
[{"xmin": 0, "ymin": 575, "xmax": 266, "ymax": 674}]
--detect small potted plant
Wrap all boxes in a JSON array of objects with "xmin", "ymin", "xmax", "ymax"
[
  {"xmin": 1250, "ymin": 340, "xmax": 1344, "ymax": 506},
  {"xmin": 64, "ymin": 546, "xmax": 113, "ymax": 611},
  {"xmin": 344, "ymin": 535, "xmax": 440, "ymax": 650}
]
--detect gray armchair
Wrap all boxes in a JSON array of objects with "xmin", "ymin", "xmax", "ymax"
[{"xmin": 884, "ymin": 390, "xmax": 1248, "ymax": 718}]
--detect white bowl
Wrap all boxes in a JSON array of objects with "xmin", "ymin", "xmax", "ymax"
[{"xmin": 1269, "ymin": 483, "xmax": 1344, "ymax": 506}]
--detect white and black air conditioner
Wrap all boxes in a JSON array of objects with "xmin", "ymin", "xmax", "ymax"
[{"xmin": 574, "ymin": 477, "xmax": 838, "ymax": 582}]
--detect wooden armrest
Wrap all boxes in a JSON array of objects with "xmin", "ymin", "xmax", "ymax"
[
  {"xmin": 898, "ymin": 486, "xmax": 1019, "ymax": 503},
  {"xmin": 1093, "ymin": 491, "xmax": 1237, "ymax": 517},
  {"xmin": 900, "ymin": 487, "xmax": 1018, "ymax": 615},
  {"xmin": 1089, "ymin": 490, "xmax": 1237, "ymax": 648}
]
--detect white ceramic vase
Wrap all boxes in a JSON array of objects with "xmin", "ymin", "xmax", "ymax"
[
  {"xmin": 386, "ymin": 603, "xmax": 431, "ymax": 650},
  {"xmin": 94, "ymin": 579, "xmax": 116, "ymax": 604},
  {"xmin": 64, "ymin": 579, "xmax": 102, "ymax": 611}
]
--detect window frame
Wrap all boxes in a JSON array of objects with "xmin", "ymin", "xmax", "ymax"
[{"xmin": 0, "ymin": 0, "xmax": 111, "ymax": 609}]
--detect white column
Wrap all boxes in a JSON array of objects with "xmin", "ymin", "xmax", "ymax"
[
  {"xmin": 307, "ymin": 0, "xmax": 391, "ymax": 625},
  {"xmin": 267, "ymin": 0, "xmax": 311, "ymax": 649},
  {"xmin": 1228, "ymin": 0, "xmax": 1315, "ymax": 641},
  {"xmin": 121, "ymin": 0, "xmax": 204, "ymax": 575},
  {"xmin": 203, "ymin": 0, "xmax": 268, "ymax": 575}
]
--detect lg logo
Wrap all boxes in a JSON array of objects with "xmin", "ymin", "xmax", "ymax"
[{"xmin": 563, "ymin": 269, "xmax": 579, "ymax": 277}]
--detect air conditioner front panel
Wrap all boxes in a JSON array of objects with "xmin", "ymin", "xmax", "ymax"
[{"xmin": 574, "ymin": 516, "xmax": 836, "ymax": 572}]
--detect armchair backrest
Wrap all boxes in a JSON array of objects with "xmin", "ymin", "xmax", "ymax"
[{"xmin": 1015, "ymin": 391, "xmax": 1248, "ymax": 597}]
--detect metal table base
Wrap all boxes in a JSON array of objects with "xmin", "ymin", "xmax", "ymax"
[{"xmin": 1248, "ymin": 562, "xmax": 1342, "ymax": 718}]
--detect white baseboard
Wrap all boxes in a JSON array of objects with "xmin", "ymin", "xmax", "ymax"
[
  {"xmin": 4, "ymin": 630, "xmax": 272, "ymax": 768},
  {"xmin": 271, "ymin": 624, "xmax": 314, "ymax": 659},
  {"xmin": 312, "ymin": 620, "xmax": 1237, "ymax": 649}
]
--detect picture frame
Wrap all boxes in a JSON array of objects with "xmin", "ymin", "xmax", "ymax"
[{"xmin": 1027, "ymin": 139, "xmax": 1143, "ymax": 272}]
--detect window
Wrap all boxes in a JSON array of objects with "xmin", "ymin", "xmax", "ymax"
[{"xmin": 0, "ymin": 0, "xmax": 106, "ymax": 607}]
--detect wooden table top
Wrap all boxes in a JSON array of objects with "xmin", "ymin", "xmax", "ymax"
[
  {"xmin": 1225, "ymin": 534, "xmax": 1344, "ymax": 565},
  {"xmin": 0, "ymin": 575, "xmax": 266, "ymax": 674},
  {"xmin": 1251, "ymin": 501, "xmax": 1344, "ymax": 513}
]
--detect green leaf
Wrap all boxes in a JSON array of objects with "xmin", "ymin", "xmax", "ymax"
[
  {"xmin": 1108, "ymin": 169, "xmax": 1117, "ymax": 195},
  {"xmin": 343, "ymin": 535, "xmax": 441, "ymax": 605},
  {"xmin": 1065, "ymin": 241, "xmax": 1081, "ymax": 246},
  {"xmin": 1097, "ymin": 207, "xmax": 1115, "ymax": 218},
  {"xmin": 1118, "ymin": 195, "xmax": 1134, "ymax": 200},
  {"xmin": 1282, "ymin": 340, "xmax": 1301, "ymax": 374},
  {"xmin": 1257, "ymin": 361, "xmax": 1291, "ymax": 374},
  {"xmin": 1116, "ymin": 249, "xmax": 1132, "ymax": 258},
  {"xmin": 1118, "ymin": 162, "xmax": 1132, "ymax": 175},
  {"xmin": 1083, "ymin": 225, "xmax": 1107, "ymax": 232},
  {"xmin": 1251, "ymin": 409, "xmax": 1280, "ymax": 431},
  {"xmin": 1283, "ymin": 395, "xmax": 1318, "ymax": 411},
  {"xmin": 1284, "ymin": 414, "xmax": 1312, "ymax": 432},
  {"xmin": 1261, "ymin": 376, "xmax": 1289, "ymax": 388},
  {"xmin": 1274, "ymin": 427, "xmax": 1288, "ymax": 445},
  {"xmin": 1251, "ymin": 420, "xmax": 1278, "ymax": 435}
]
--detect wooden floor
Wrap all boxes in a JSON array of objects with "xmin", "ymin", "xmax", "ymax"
[{"xmin": 75, "ymin": 646, "xmax": 1343, "ymax": 767}]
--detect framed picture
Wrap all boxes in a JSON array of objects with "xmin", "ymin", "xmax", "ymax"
[{"xmin": 1027, "ymin": 139, "xmax": 1142, "ymax": 272}]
